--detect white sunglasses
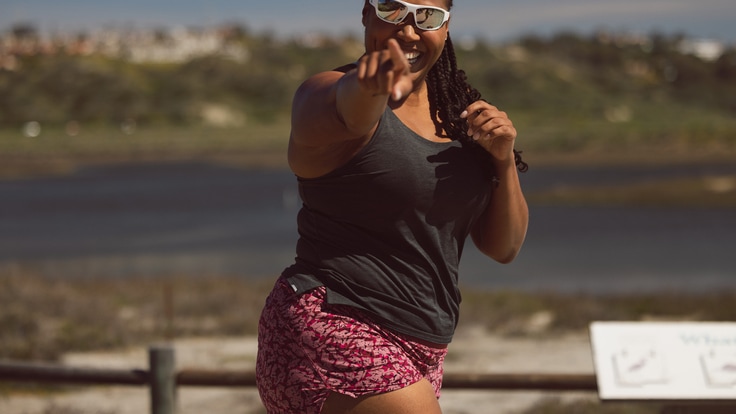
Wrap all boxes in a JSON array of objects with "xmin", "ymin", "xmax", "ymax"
[{"xmin": 369, "ymin": 0, "xmax": 450, "ymax": 31}]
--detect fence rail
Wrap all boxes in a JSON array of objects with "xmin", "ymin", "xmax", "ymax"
[
  {"xmin": 3, "ymin": 347, "xmax": 734, "ymax": 414},
  {"xmin": 0, "ymin": 344, "xmax": 599, "ymax": 413},
  {"xmin": 0, "ymin": 359, "xmax": 596, "ymax": 389}
]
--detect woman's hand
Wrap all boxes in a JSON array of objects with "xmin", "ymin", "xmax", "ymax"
[
  {"xmin": 356, "ymin": 39, "xmax": 413, "ymax": 101},
  {"xmin": 460, "ymin": 101, "xmax": 517, "ymax": 166}
]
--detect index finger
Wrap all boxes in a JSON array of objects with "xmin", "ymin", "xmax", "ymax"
[{"xmin": 387, "ymin": 39, "xmax": 409, "ymax": 73}]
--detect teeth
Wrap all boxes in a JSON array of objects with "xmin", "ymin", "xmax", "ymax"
[{"xmin": 404, "ymin": 51, "xmax": 420, "ymax": 63}]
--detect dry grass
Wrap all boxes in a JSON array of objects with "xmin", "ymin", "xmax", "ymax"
[
  {"xmin": 458, "ymin": 287, "xmax": 736, "ymax": 337},
  {"xmin": 527, "ymin": 174, "xmax": 736, "ymax": 208},
  {"xmin": 2, "ymin": 269, "xmax": 735, "ymax": 363},
  {"xmin": 0, "ymin": 269, "xmax": 274, "ymax": 362}
]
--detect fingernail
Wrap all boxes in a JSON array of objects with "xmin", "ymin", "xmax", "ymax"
[
  {"xmin": 393, "ymin": 90, "xmax": 402, "ymax": 101},
  {"xmin": 460, "ymin": 110, "xmax": 468, "ymax": 118}
]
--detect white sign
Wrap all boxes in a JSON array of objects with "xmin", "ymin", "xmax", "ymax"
[{"xmin": 590, "ymin": 322, "xmax": 736, "ymax": 401}]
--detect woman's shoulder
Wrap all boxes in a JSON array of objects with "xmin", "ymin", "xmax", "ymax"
[{"xmin": 296, "ymin": 62, "xmax": 356, "ymax": 96}]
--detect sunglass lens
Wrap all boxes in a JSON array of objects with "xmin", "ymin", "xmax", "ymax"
[
  {"xmin": 376, "ymin": 0, "xmax": 408, "ymax": 23},
  {"xmin": 415, "ymin": 8, "xmax": 445, "ymax": 30}
]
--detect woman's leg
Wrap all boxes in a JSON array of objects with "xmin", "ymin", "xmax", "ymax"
[{"xmin": 321, "ymin": 379, "xmax": 442, "ymax": 414}]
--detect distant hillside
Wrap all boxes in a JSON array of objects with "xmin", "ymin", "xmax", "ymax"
[{"xmin": 1, "ymin": 30, "xmax": 735, "ymax": 156}]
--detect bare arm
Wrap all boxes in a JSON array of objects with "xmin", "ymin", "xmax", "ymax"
[
  {"xmin": 289, "ymin": 39, "xmax": 413, "ymax": 178},
  {"xmin": 463, "ymin": 101, "xmax": 529, "ymax": 263},
  {"xmin": 471, "ymin": 160, "xmax": 529, "ymax": 263}
]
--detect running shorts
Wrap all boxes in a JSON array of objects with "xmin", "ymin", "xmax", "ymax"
[{"xmin": 256, "ymin": 277, "xmax": 447, "ymax": 413}]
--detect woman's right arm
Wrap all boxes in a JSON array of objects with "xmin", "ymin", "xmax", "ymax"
[{"xmin": 288, "ymin": 39, "xmax": 412, "ymax": 178}]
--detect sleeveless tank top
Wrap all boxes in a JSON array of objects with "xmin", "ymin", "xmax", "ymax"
[{"xmin": 283, "ymin": 107, "xmax": 495, "ymax": 344}]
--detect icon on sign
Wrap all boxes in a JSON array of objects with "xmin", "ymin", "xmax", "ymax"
[
  {"xmin": 612, "ymin": 346, "xmax": 668, "ymax": 387},
  {"xmin": 700, "ymin": 350, "xmax": 736, "ymax": 388}
]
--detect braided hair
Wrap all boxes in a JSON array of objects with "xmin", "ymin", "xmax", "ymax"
[{"xmin": 426, "ymin": 31, "xmax": 528, "ymax": 173}]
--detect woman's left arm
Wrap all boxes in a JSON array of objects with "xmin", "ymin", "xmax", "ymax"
[{"xmin": 462, "ymin": 101, "xmax": 529, "ymax": 263}]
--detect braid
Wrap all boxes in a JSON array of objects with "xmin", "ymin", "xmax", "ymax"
[{"xmin": 427, "ymin": 34, "xmax": 528, "ymax": 173}]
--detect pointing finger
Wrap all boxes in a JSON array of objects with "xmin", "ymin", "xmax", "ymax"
[{"xmin": 387, "ymin": 39, "xmax": 408, "ymax": 74}]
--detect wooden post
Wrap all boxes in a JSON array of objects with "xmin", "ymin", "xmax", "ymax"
[{"xmin": 149, "ymin": 346, "xmax": 176, "ymax": 414}]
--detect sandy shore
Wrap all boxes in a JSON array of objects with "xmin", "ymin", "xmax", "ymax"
[{"xmin": 1, "ymin": 327, "xmax": 597, "ymax": 414}]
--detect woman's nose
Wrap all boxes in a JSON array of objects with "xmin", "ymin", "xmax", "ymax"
[{"xmin": 397, "ymin": 21, "xmax": 420, "ymax": 40}]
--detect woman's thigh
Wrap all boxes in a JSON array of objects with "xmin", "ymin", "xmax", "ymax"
[{"xmin": 321, "ymin": 379, "xmax": 442, "ymax": 414}]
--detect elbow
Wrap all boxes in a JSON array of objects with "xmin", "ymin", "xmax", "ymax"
[
  {"xmin": 495, "ymin": 250, "xmax": 521, "ymax": 264},
  {"xmin": 472, "ymin": 203, "xmax": 529, "ymax": 265},
  {"xmin": 473, "ymin": 231, "xmax": 527, "ymax": 264},
  {"xmin": 485, "ymin": 245, "xmax": 522, "ymax": 264}
]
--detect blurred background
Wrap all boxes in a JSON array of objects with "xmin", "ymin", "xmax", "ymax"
[{"xmin": 1, "ymin": 0, "xmax": 735, "ymax": 370}]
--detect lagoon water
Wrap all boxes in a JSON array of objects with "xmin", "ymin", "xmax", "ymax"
[{"xmin": 1, "ymin": 161, "xmax": 734, "ymax": 293}]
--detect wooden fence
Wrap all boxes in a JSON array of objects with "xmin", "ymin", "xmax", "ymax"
[
  {"xmin": 0, "ymin": 345, "xmax": 599, "ymax": 414},
  {"xmin": 3, "ymin": 346, "xmax": 732, "ymax": 414}
]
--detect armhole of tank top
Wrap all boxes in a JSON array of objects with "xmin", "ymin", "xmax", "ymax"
[
  {"xmin": 297, "ymin": 62, "xmax": 386, "ymax": 181},
  {"xmin": 297, "ymin": 107, "xmax": 389, "ymax": 182},
  {"xmin": 333, "ymin": 62, "xmax": 358, "ymax": 74}
]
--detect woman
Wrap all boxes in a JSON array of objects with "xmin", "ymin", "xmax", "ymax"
[{"xmin": 256, "ymin": 0, "xmax": 529, "ymax": 412}]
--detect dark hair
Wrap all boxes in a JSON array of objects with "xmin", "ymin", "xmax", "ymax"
[{"xmin": 427, "ymin": 33, "xmax": 528, "ymax": 173}]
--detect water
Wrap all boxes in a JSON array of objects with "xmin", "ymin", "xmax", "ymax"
[{"xmin": 1, "ymin": 161, "xmax": 734, "ymax": 293}]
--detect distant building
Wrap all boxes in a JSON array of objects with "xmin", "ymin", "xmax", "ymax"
[
  {"xmin": 0, "ymin": 25, "xmax": 250, "ymax": 68},
  {"xmin": 679, "ymin": 38, "xmax": 725, "ymax": 61}
]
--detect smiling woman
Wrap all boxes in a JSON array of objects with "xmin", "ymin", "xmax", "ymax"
[{"xmin": 254, "ymin": 0, "xmax": 529, "ymax": 413}]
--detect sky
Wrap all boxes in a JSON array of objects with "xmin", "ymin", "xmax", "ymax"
[{"xmin": 2, "ymin": 0, "xmax": 736, "ymax": 44}]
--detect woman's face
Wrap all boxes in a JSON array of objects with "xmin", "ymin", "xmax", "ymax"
[{"xmin": 362, "ymin": 0, "xmax": 451, "ymax": 84}]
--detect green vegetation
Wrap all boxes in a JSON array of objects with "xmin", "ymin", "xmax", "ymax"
[
  {"xmin": 2, "ymin": 30, "xmax": 735, "ymax": 169},
  {"xmin": 458, "ymin": 33, "xmax": 736, "ymax": 157},
  {"xmin": 0, "ymin": 33, "xmax": 362, "ymax": 127},
  {"xmin": 0, "ymin": 121, "xmax": 291, "ymax": 178}
]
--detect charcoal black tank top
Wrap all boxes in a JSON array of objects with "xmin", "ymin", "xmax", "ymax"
[{"xmin": 283, "ymin": 106, "xmax": 495, "ymax": 344}]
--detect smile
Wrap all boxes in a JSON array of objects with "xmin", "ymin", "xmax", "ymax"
[{"xmin": 404, "ymin": 51, "xmax": 421, "ymax": 65}]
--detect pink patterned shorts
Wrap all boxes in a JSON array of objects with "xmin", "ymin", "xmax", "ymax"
[{"xmin": 256, "ymin": 277, "xmax": 447, "ymax": 414}]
